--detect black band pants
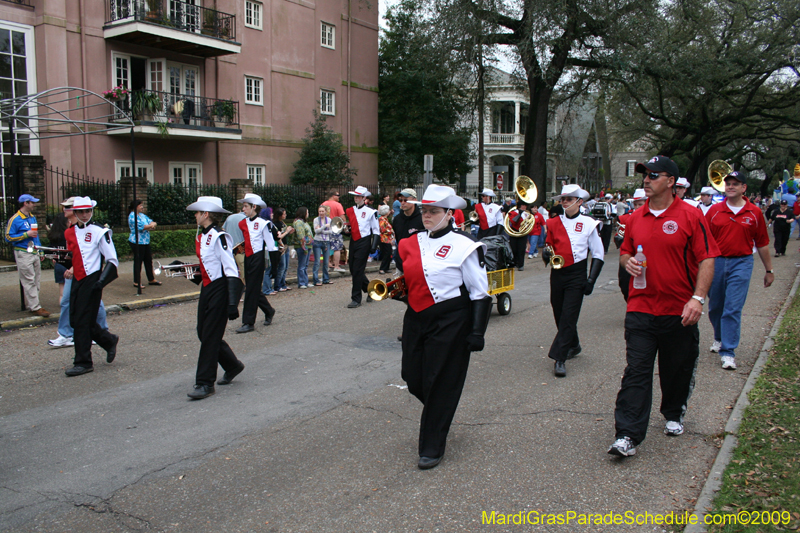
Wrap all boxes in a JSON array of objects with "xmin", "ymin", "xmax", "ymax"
[
  {"xmin": 509, "ymin": 235, "xmax": 527, "ymax": 268},
  {"xmin": 196, "ymin": 277, "xmax": 242, "ymax": 387},
  {"xmin": 242, "ymin": 252, "xmax": 273, "ymax": 325},
  {"xmin": 70, "ymin": 271, "xmax": 116, "ymax": 368},
  {"xmin": 349, "ymin": 236, "xmax": 370, "ymax": 303},
  {"xmin": 548, "ymin": 261, "xmax": 586, "ymax": 362}
]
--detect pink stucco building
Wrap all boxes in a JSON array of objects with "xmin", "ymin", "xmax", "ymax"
[{"xmin": 0, "ymin": 0, "xmax": 378, "ymax": 187}]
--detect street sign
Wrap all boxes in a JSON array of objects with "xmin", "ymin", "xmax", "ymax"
[{"xmin": 496, "ymin": 173, "xmax": 504, "ymax": 190}]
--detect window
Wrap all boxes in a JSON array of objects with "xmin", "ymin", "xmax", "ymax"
[
  {"xmin": 245, "ymin": 1, "xmax": 262, "ymax": 29},
  {"xmin": 626, "ymin": 161, "xmax": 637, "ymax": 177},
  {"xmin": 0, "ymin": 22, "xmax": 38, "ymax": 160},
  {"xmin": 247, "ymin": 164, "xmax": 265, "ymax": 186},
  {"xmin": 321, "ymin": 22, "xmax": 335, "ymax": 49},
  {"xmin": 245, "ymin": 76, "xmax": 263, "ymax": 105},
  {"xmin": 169, "ymin": 162, "xmax": 202, "ymax": 186},
  {"xmin": 320, "ymin": 89, "xmax": 335, "ymax": 115},
  {"xmin": 115, "ymin": 161, "xmax": 154, "ymax": 184}
]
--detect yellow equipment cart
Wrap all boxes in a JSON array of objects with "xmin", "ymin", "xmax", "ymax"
[{"xmin": 487, "ymin": 268, "xmax": 514, "ymax": 315}]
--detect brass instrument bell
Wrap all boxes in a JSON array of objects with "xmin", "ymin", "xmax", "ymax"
[{"xmin": 707, "ymin": 160, "xmax": 733, "ymax": 193}]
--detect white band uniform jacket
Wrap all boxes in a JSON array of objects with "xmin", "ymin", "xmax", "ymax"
[
  {"xmin": 65, "ymin": 224, "xmax": 119, "ymax": 280},
  {"xmin": 238, "ymin": 216, "xmax": 274, "ymax": 256},
  {"xmin": 546, "ymin": 214, "xmax": 604, "ymax": 268},
  {"xmin": 346, "ymin": 204, "xmax": 380, "ymax": 241},
  {"xmin": 475, "ymin": 202, "xmax": 504, "ymax": 230},
  {"xmin": 400, "ymin": 230, "xmax": 490, "ymax": 313},
  {"xmin": 197, "ymin": 227, "xmax": 238, "ymax": 286}
]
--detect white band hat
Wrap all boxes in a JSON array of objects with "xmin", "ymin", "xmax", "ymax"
[
  {"xmin": 71, "ymin": 196, "xmax": 98, "ymax": 210},
  {"xmin": 348, "ymin": 185, "xmax": 372, "ymax": 197},
  {"xmin": 237, "ymin": 193, "xmax": 266, "ymax": 208},
  {"xmin": 552, "ymin": 184, "xmax": 590, "ymax": 201},
  {"xmin": 186, "ymin": 196, "xmax": 231, "ymax": 213},
  {"xmin": 409, "ymin": 184, "xmax": 467, "ymax": 210},
  {"xmin": 479, "ymin": 188, "xmax": 496, "ymax": 198},
  {"xmin": 700, "ymin": 186, "xmax": 716, "ymax": 196},
  {"xmin": 675, "ymin": 177, "xmax": 691, "ymax": 188},
  {"xmin": 632, "ymin": 188, "xmax": 647, "ymax": 200}
]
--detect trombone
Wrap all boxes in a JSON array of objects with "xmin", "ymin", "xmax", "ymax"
[
  {"xmin": 154, "ymin": 261, "xmax": 201, "ymax": 279},
  {"xmin": 26, "ymin": 242, "xmax": 72, "ymax": 260},
  {"xmin": 707, "ymin": 160, "xmax": 732, "ymax": 193},
  {"xmin": 366, "ymin": 276, "xmax": 407, "ymax": 301},
  {"xmin": 544, "ymin": 244, "xmax": 564, "ymax": 269}
]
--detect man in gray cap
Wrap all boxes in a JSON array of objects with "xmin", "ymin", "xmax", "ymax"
[{"xmin": 392, "ymin": 188, "xmax": 425, "ymax": 275}]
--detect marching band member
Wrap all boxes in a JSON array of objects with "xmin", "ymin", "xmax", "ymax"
[
  {"xmin": 236, "ymin": 193, "xmax": 276, "ymax": 333},
  {"xmin": 63, "ymin": 196, "xmax": 120, "ymax": 377},
  {"xmin": 345, "ymin": 186, "xmax": 380, "ymax": 308},
  {"xmin": 676, "ymin": 177, "xmax": 699, "ymax": 207},
  {"xmin": 698, "ymin": 186, "xmax": 716, "ymax": 215},
  {"xmin": 507, "ymin": 200, "xmax": 533, "ymax": 270},
  {"xmin": 615, "ymin": 188, "xmax": 647, "ymax": 301},
  {"xmin": 474, "ymin": 188, "xmax": 504, "ymax": 239},
  {"xmin": 186, "ymin": 196, "xmax": 245, "ymax": 400},
  {"xmin": 543, "ymin": 184, "xmax": 605, "ymax": 378},
  {"xmin": 399, "ymin": 185, "xmax": 492, "ymax": 469}
]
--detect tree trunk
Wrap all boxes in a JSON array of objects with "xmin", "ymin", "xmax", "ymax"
[{"xmin": 523, "ymin": 80, "xmax": 553, "ymax": 205}]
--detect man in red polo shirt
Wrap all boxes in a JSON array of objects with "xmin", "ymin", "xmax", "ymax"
[
  {"xmin": 705, "ymin": 170, "xmax": 773, "ymax": 370},
  {"xmin": 608, "ymin": 155, "xmax": 719, "ymax": 458}
]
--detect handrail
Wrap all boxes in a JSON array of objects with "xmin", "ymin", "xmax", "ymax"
[
  {"xmin": 108, "ymin": 89, "xmax": 239, "ymax": 128},
  {"xmin": 107, "ymin": 0, "xmax": 236, "ymax": 42}
]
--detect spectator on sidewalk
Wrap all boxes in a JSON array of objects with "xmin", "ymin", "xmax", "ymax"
[
  {"xmin": 223, "ymin": 206, "xmax": 246, "ymax": 282},
  {"xmin": 273, "ymin": 208, "xmax": 294, "ymax": 292},
  {"xmin": 322, "ymin": 191, "xmax": 346, "ymax": 272},
  {"xmin": 48, "ymin": 197, "xmax": 108, "ymax": 348},
  {"xmin": 128, "ymin": 200, "xmax": 160, "ymax": 290},
  {"xmin": 769, "ymin": 200, "xmax": 794, "ymax": 257},
  {"xmin": 291, "ymin": 207, "xmax": 313, "ymax": 289},
  {"xmin": 378, "ymin": 205, "xmax": 395, "ymax": 274},
  {"xmin": 312, "ymin": 205, "xmax": 333, "ymax": 286},
  {"xmin": 259, "ymin": 206, "xmax": 278, "ymax": 296},
  {"xmin": 5, "ymin": 194, "xmax": 49, "ymax": 317}
]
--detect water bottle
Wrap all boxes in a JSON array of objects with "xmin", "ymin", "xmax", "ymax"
[{"xmin": 633, "ymin": 245, "xmax": 647, "ymax": 289}]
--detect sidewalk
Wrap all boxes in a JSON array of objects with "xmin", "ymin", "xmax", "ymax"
[{"xmin": 0, "ymin": 254, "xmax": 379, "ymax": 330}]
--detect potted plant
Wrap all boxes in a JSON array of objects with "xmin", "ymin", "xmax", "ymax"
[
  {"xmin": 213, "ymin": 99, "xmax": 236, "ymax": 127},
  {"xmin": 145, "ymin": 0, "xmax": 160, "ymax": 21},
  {"xmin": 202, "ymin": 9, "xmax": 217, "ymax": 36},
  {"xmin": 131, "ymin": 90, "xmax": 161, "ymax": 121}
]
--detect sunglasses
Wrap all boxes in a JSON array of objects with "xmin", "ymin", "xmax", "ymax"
[{"xmin": 648, "ymin": 172, "xmax": 670, "ymax": 180}]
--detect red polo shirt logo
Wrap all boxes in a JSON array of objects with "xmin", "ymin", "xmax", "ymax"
[
  {"xmin": 84, "ymin": 233, "xmax": 92, "ymax": 243},
  {"xmin": 663, "ymin": 220, "xmax": 679, "ymax": 234},
  {"xmin": 575, "ymin": 222, "xmax": 584, "ymax": 232},
  {"xmin": 435, "ymin": 245, "xmax": 452, "ymax": 259},
  {"xmin": 741, "ymin": 216, "xmax": 753, "ymax": 225}
]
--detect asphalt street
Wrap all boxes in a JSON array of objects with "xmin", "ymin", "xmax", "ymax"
[{"xmin": 0, "ymin": 246, "xmax": 795, "ymax": 532}]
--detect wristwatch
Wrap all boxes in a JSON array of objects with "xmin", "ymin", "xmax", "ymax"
[
  {"xmin": 691, "ymin": 295, "xmax": 705, "ymax": 305},
  {"xmin": 766, "ymin": 270, "xmax": 774, "ymax": 274}
]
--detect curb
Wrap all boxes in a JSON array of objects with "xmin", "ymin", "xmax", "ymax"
[
  {"xmin": 685, "ymin": 267, "xmax": 800, "ymax": 532},
  {"xmin": 0, "ymin": 264, "xmax": 386, "ymax": 331}
]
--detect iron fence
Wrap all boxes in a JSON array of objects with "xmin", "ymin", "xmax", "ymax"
[
  {"xmin": 107, "ymin": 0, "xmax": 236, "ymax": 42},
  {"xmin": 44, "ymin": 166, "xmax": 121, "ymax": 227}
]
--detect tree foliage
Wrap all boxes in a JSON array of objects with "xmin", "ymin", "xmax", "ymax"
[
  {"xmin": 379, "ymin": 0, "xmax": 474, "ymax": 187},
  {"xmin": 291, "ymin": 110, "xmax": 357, "ymax": 187},
  {"xmin": 601, "ymin": 0, "xmax": 800, "ymax": 184}
]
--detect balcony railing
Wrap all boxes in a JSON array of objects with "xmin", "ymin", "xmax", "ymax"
[
  {"xmin": 108, "ymin": 89, "xmax": 239, "ymax": 129},
  {"xmin": 107, "ymin": 0, "xmax": 236, "ymax": 42},
  {"xmin": 489, "ymin": 133, "xmax": 523, "ymax": 145}
]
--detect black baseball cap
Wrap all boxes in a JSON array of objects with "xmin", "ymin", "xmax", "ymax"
[
  {"xmin": 635, "ymin": 155, "xmax": 680, "ymax": 178},
  {"xmin": 724, "ymin": 171, "xmax": 746, "ymax": 183}
]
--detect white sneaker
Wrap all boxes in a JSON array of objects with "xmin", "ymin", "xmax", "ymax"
[
  {"xmin": 533, "ymin": 253, "xmax": 538, "ymax": 258},
  {"xmin": 48, "ymin": 335, "xmax": 74, "ymax": 347},
  {"xmin": 528, "ymin": 254, "xmax": 533, "ymax": 259},
  {"xmin": 664, "ymin": 420, "xmax": 684, "ymax": 436},
  {"xmin": 721, "ymin": 356, "xmax": 737, "ymax": 370},
  {"xmin": 710, "ymin": 340, "xmax": 721, "ymax": 353},
  {"xmin": 608, "ymin": 436, "xmax": 637, "ymax": 457},
  {"xmin": 334, "ymin": 268, "xmax": 346, "ymax": 273}
]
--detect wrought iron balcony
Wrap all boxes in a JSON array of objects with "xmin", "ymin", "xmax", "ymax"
[
  {"xmin": 104, "ymin": 0, "xmax": 240, "ymax": 58},
  {"xmin": 106, "ymin": 90, "xmax": 241, "ymax": 140}
]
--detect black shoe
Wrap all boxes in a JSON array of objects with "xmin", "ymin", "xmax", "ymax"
[
  {"xmin": 347, "ymin": 300, "xmax": 361, "ymax": 308},
  {"xmin": 397, "ymin": 336, "xmax": 402, "ymax": 342},
  {"xmin": 106, "ymin": 334, "xmax": 119, "ymax": 363},
  {"xmin": 366, "ymin": 295, "xmax": 374, "ymax": 303},
  {"xmin": 566, "ymin": 343, "xmax": 582, "ymax": 360},
  {"xmin": 518, "ymin": 266, "xmax": 524, "ymax": 271},
  {"xmin": 264, "ymin": 308, "xmax": 276, "ymax": 326},
  {"xmin": 236, "ymin": 324, "xmax": 255, "ymax": 334},
  {"xmin": 65, "ymin": 365, "xmax": 93, "ymax": 377},
  {"xmin": 188, "ymin": 384, "xmax": 215, "ymax": 400},
  {"xmin": 554, "ymin": 361, "xmax": 567, "ymax": 377},
  {"xmin": 217, "ymin": 363, "xmax": 245, "ymax": 385},
  {"xmin": 418, "ymin": 456, "xmax": 442, "ymax": 470}
]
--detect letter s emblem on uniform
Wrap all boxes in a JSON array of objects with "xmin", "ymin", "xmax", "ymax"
[
  {"xmin": 84, "ymin": 233, "xmax": 92, "ymax": 243},
  {"xmin": 254, "ymin": 222, "xmax": 259, "ymax": 230},
  {"xmin": 206, "ymin": 235, "xmax": 212, "ymax": 245},
  {"xmin": 575, "ymin": 222, "xmax": 584, "ymax": 232},
  {"xmin": 435, "ymin": 245, "xmax": 452, "ymax": 259},
  {"xmin": 361, "ymin": 212, "xmax": 366, "ymax": 219}
]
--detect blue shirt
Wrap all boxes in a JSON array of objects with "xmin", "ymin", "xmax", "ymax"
[
  {"xmin": 128, "ymin": 212, "xmax": 153, "ymax": 244},
  {"xmin": 5, "ymin": 210, "xmax": 40, "ymax": 249},
  {"xmin": 393, "ymin": 199, "xmax": 402, "ymax": 218},
  {"xmin": 781, "ymin": 193, "xmax": 796, "ymax": 207}
]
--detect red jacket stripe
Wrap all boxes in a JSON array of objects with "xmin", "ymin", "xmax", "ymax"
[
  {"xmin": 346, "ymin": 207, "xmax": 363, "ymax": 241},
  {"xmin": 545, "ymin": 217, "xmax": 576, "ymax": 268},
  {"xmin": 65, "ymin": 226, "xmax": 87, "ymax": 280},
  {"xmin": 196, "ymin": 235, "xmax": 212, "ymax": 286},
  {"xmin": 399, "ymin": 236, "xmax": 436, "ymax": 312},
  {"xmin": 476, "ymin": 203, "xmax": 489, "ymax": 230},
  {"xmin": 238, "ymin": 219, "xmax": 254, "ymax": 256}
]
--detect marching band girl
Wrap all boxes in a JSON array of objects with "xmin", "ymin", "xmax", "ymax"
[{"xmin": 236, "ymin": 193, "xmax": 276, "ymax": 333}]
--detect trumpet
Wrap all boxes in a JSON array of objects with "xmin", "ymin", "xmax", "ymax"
[
  {"xmin": 26, "ymin": 242, "xmax": 72, "ymax": 260},
  {"xmin": 366, "ymin": 276, "xmax": 407, "ymax": 301},
  {"xmin": 468, "ymin": 211, "xmax": 479, "ymax": 223},
  {"xmin": 330, "ymin": 216, "xmax": 346, "ymax": 235},
  {"xmin": 544, "ymin": 244, "xmax": 564, "ymax": 269},
  {"xmin": 154, "ymin": 261, "xmax": 201, "ymax": 279}
]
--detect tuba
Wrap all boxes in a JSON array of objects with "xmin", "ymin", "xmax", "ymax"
[
  {"xmin": 330, "ymin": 216, "xmax": 345, "ymax": 235},
  {"xmin": 708, "ymin": 160, "xmax": 733, "ymax": 193},
  {"xmin": 503, "ymin": 175, "xmax": 540, "ymax": 237},
  {"xmin": 366, "ymin": 276, "xmax": 407, "ymax": 301},
  {"xmin": 503, "ymin": 208, "xmax": 537, "ymax": 237},
  {"xmin": 468, "ymin": 210, "xmax": 479, "ymax": 223}
]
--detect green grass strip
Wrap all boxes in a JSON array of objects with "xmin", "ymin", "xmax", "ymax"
[{"xmin": 706, "ymin": 294, "xmax": 800, "ymax": 532}]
